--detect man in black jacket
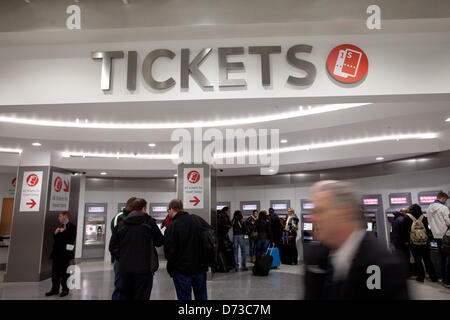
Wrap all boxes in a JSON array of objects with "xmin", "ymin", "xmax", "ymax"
[
  {"xmin": 109, "ymin": 198, "xmax": 164, "ymax": 300},
  {"xmin": 269, "ymin": 208, "xmax": 283, "ymax": 247},
  {"xmin": 164, "ymin": 199, "xmax": 209, "ymax": 300},
  {"xmin": 305, "ymin": 180, "xmax": 409, "ymax": 300},
  {"xmin": 46, "ymin": 212, "xmax": 77, "ymax": 297}
]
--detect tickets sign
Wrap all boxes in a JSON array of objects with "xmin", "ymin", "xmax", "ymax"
[
  {"xmin": 49, "ymin": 172, "xmax": 71, "ymax": 211},
  {"xmin": 19, "ymin": 171, "xmax": 43, "ymax": 212},
  {"xmin": 327, "ymin": 44, "xmax": 369, "ymax": 84},
  {"xmin": 183, "ymin": 168, "xmax": 204, "ymax": 209}
]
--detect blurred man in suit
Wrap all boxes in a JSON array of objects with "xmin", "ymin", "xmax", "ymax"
[
  {"xmin": 304, "ymin": 180, "xmax": 409, "ymax": 299},
  {"xmin": 46, "ymin": 211, "xmax": 77, "ymax": 297}
]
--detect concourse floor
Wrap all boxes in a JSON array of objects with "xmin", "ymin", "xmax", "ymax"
[{"xmin": 0, "ymin": 260, "xmax": 449, "ymax": 300}]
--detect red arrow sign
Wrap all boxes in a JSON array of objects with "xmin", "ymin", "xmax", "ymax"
[
  {"xmin": 26, "ymin": 199, "xmax": 37, "ymax": 209},
  {"xmin": 63, "ymin": 180, "xmax": 70, "ymax": 192},
  {"xmin": 189, "ymin": 196, "xmax": 200, "ymax": 206}
]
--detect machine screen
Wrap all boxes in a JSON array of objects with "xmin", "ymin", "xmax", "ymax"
[
  {"xmin": 303, "ymin": 223, "xmax": 313, "ymax": 231},
  {"xmin": 303, "ymin": 203, "xmax": 314, "ymax": 210},
  {"xmin": 272, "ymin": 203, "xmax": 287, "ymax": 210},
  {"xmin": 87, "ymin": 206, "xmax": 105, "ymax": 213},
  {"xmin": 217, "ymin": 205, "xmax": 226, "ymax": 210},
  {"xmin": 363, "ymin": 198, "xmax": 379, "ymax": 205},
  {"xmin": 419, "ymin": 195, "xmax": 437, "ymax": 204},
  {"xmin": 243, "ymin": 204, "xmax": 257, "ymax": 211},
  {"xmin": 390, "ymin": 197, "xmax": 407, "ymax": 205},
  {"xmin": 366, "ymin": 222, "xmax": 373, "ymax": 232},
  {"xmin": 152, "ymin": 206, "xmax": 167, "ymax": 212}
]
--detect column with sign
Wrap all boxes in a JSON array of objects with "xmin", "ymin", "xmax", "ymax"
[{"xmin": 184, "ymin": 168, "xmax": 204, "ymax": 209}]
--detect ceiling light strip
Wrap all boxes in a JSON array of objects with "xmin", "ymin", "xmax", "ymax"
[
  {"xmin": 62, "ymin": 151, "xmax": 178, "ymax": 160},
  {"xmin": 0, "ymin": 147, "xmax": 22, "ymax": 154},
  {"xmin": 214, "ymin": 133, "xmax": 438, "ymax": 158},
  {"xmin": 0, "ymin": 103, "xmax": 371, "ymax": 129}
]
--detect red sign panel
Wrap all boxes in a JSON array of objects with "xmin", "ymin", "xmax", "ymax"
[{"xmin": 187, "ymin": 170, "xmax": 201, "ymax": 184}]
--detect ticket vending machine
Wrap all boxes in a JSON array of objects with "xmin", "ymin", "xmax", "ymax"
[
  {"xmin": 216, "ymin": 201, "xmax": 231, "ymax": 212},
  {"xmin": 240, "ymin": 201, "xmax": 260, "ymax": 218},
  {"xmin": 82, "ymin": 203, "xmax": 107, "ymax": 259},
  {"xmin": 300, "ymin": 199, "xmax": 315, "ymax": 243},
  {"xmin": 361, "ymin": 195, "xmax": 386, "ymax": 240},
  {"xmin": 269, "ymin": 200, "xmax": 290, "ymax": 220},
  {"xmin": 149, "ymin": 203, "xmax": 169, "ymax": 225},
  {"xmin": 417, "ymin": 191, "xmax": 440, "ymax": 214},
  {"xmin": 386, "ymin": 192, "xmax": 412, "ymax": 245}
]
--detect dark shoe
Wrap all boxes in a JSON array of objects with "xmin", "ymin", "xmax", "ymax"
[
  {"xmin": 59, "ymin": 290, "xmax": 69, "ymax": 297},
  {"xmin": 45, "ymin": 290, "xmax": 59, "ymax": 297}
]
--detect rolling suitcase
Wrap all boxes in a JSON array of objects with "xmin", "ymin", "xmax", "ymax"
[
  {"xmin": 252, "ymin": 246, "xmax": 274, "ymax": 276},
  {"xmin": 269, "ymin": 246, "xmax": 280, "ymax": 268}
]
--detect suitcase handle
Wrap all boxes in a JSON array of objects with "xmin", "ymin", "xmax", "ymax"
[{"xmin": 266, "ymin": 243, "xmax": 275, "ymax": 255}]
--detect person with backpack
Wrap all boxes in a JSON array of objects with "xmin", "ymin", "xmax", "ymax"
[
  {"xmin": 164, "ymin": 199, "xmax": 210, "ymax": 300},
  {"xmin": 245, "ymin": 210, "xmax": 259, "ymax": 263},
  {"xmin": 269, "ymin": 208, "xmax": 283, "ymax": 247},
  {"xmin": 109, "ymin": 198, "xmax": 164, "ymax": 300},
  {"xmin": 426, "ymin": 192, "xmax": 450, "ymax": 288},
  {"xmin": 232, "ymin": 210, "xmax": 247, "ymax": 271},
  {"xmin": 401, "ymin": 204, "xmax": 438, "ymax": 283}
]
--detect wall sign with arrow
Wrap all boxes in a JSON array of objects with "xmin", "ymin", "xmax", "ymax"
[
  {"xmin": 19, "ymin": 171, "xmax": 43, "ymax": 212},
  {"xmin": 183, "ymin": 168, "xmax": 204, "ymax": 209}
]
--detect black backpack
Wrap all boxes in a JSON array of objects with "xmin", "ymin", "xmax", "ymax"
[{"xmin": 192, "ymin": 214, "xmax": 217, "ymax": 267}]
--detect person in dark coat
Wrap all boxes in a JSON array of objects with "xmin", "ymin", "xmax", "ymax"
[
  {"xmin": 269, "ymin": 208, "xmax": 283, "ymax": 247},
  {"xmin": 305, "ymin": 180, "xmax": 409, "ymax": 300},
  {"xmin": 164, "ymin": 199, "xmax": 209, "ymax": 300},
  {"xmin": 255, "ymin": 210, "xmax": 272, "ymax": 257},
  {"xmin": 391, "ymin": 208, "xmax": 414, "ymax": 275},
  {"xmin": 217, "ymin": 207, "xmax": 232, "ymax": 251},
  {"xmin": 109, "ymin": 198, "xmax": 164, "ymax": 300},
  {"xmin": 400, "ymin": 204, "xmax": 438, "ymax": 283},
  {"xmin": 46, "ymin": 211, "xmax": 77, "ymax": 297}
]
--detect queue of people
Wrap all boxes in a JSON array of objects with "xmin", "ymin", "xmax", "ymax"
[{"xmin": 390, "ymin": 192, "xmax": 450, "ymax": 287}]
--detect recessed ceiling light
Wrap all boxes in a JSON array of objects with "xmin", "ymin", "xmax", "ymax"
[
  {"xmin": 269, "ymin": 169, "xmax": 275, "ymax": 172},
  {"xmin": 280, "ymin": 139, "xmax": 288, "ymax": 144},
  {"xmin": 148, "ymin": 143, "xmax": 156, "ymax": 147},
  {"xmin": 376, "ymin": 157, "xmax": 384, "ymax": 161},
  {"xmin": 446, "ymin": 118, "xmax": 450, "ymax": 122},
  {"xmin": 0, "ymin": 103, "xmax": 372, "ymax": 129},
  {"xmin": 100, "ymin": 172, "xmax": 107, "ymax": 175},
  {"xmin": 32, "ymin": 142, "xmax": 42, "ymax": 147},
  {"xmin": 174, "ymin": 174, "xmax": 178, "ymax": 177}
]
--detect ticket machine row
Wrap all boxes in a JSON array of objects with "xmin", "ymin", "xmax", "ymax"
[{"xmin": 81, "ymin": 191, "xmax": 446, "ymax": 259}]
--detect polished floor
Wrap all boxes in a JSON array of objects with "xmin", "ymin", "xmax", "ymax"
[{"xmin": 0, "ymin": 260, "xmax": 449, "ymax": 300}]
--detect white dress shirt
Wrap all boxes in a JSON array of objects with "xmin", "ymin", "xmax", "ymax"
[{"xmin": 329, "ymin": 229, "xmax": 366, "ymax": 282}]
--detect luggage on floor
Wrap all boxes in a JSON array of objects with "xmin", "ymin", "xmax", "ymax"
[
  {"xmin": 252, "ymin": 246, "xmax": 274, "ymax": 276},
  {"xmin": 215, "ymin": 249, "xmax": 235, "ymax": 273},
  {"xmin": 269, "ymin": 246, "xmax": 280, "ymax": 268},
  {"xmin": 279, "ymin": 236, "xmax": 298, "ymax": 265}
]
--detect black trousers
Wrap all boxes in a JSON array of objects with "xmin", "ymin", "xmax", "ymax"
[
  {"xmin": 51, "ymin": 258, "xmax": 70, "ymax": 292},
  {"xmin": 410, "ymin": 245, "xmax": 438, "ymax": 281},
  {"xmin": 120, "ymin": 273, "xmax": 153, "ymax": 300}
]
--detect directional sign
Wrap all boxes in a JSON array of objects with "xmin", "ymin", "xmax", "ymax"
[
  {"xmin": 49, "ymin": 172, "xmax": 71, "ymax": 211},
  {"xmin": 183, "ymin": 168, "xmax": 204, "ymax": 209},
  {"xmin": 19, "ymin": 171, "xmax": 43, "ymax": 212}
]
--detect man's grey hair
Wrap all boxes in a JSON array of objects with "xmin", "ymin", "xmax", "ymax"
[{"xmin": 313, "ymin": 180, "xmax": 365, "ymax": 227}]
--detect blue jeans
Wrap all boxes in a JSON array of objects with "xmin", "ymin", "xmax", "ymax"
[
  {"xmin": 172, "ymin": 272, "xmax": 207, "ymax": 300},
  {"xmin": 233, "ymin": 235, "xmax": 247, "ymax": 268},
  {"xmin": 437, "ymin": 239, "xmax": 450, "ymax": 285},
  {"xmin": 112, "ymin": 259, "xmax": 120, "ymax": 300},
  {"xmin": 249, "ymin": 239, "xmax": 256, "ymax": 257},
  {"xmin": 255, "ymin": 238, "xmax": 270, "ymax": 257}
]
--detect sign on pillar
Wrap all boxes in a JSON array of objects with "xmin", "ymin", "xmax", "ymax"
[
  {"xmin": 183, "ymin": 168, "xmax": 204, "ymax": 209},
  {"xmin": 49, "ymin": 172, "xmax": 71, "ymax": 211},
  {"xmin": 19, "ymin": 171, "xmax": 43, "ymax": 212}
]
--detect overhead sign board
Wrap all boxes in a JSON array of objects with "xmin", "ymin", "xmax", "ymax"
[
  {"xmin": 183, "ymin": 168, "xmax": 204, "ymax": 209},
  {"xmin": 49, "ymin": 172, "xmax": 71, "ymax": 211},
  {"xmin": 19, "ymin": 171, "xmax": 43, "ymax": 212}
]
